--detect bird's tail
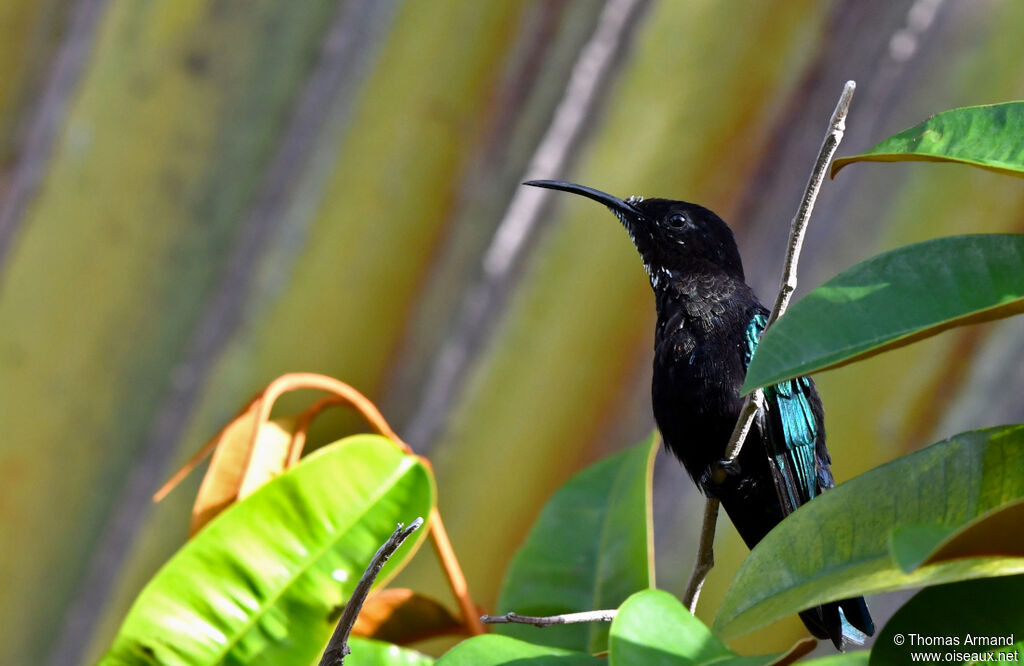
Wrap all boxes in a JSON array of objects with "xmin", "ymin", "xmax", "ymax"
[{"xmin": 799, "ymin": 596, "xmax": 875, "ymax": 650}]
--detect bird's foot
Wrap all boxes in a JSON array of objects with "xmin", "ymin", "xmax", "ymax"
[{"xmin": 699, "ymin": 458, "xmax": 741, "ymax": 492}]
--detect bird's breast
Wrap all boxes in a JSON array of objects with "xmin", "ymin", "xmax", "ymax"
[
  {"xmin": 653, "ymin": 327, "xmax": 744, "ymax": 414},
  {"xmin": 651, "ymin": 321, "xmax": 748, "ymax": 476},
  {"xmin": 648, "ymin": 273, "xmax": 763, "ymax": 469}
]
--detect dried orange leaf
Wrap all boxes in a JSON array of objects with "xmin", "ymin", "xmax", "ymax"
[
  {"xmin": 352, "ymin": 588, "xmax": 466, "ymax": 644},
  {"xmin": 236, "ymin": 416, "xmax": 299, "ymax": 499},
  {"xmin": 191, "ymin": 410, "xmax": 296, "ymax": 534}
]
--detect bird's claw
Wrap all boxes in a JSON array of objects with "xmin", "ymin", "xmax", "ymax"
[{"xmin": 699, "ymin": 458, "xmax": 741, "ymax": 491}]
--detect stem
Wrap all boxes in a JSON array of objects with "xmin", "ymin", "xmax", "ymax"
[
  {"xmin": 318, "ymin": 518, "xmax": 424, "ymax": 666},
  {"xmin": 768, "ymin": 80, "xmax": 856, "ymax": 327},
  {"xmin": 681, "ymin": 498, "xmax": 719, "ymax": 614},
  {"xmin": 681, "ymin": 80, "xmax": 856, "ymax": 613},
  {"xmin": 720, "ymin": 391, "xmax": 766, "ymax": 465},
  {"xmin": 427, "ymin": 506, "xmax": 485, "ymax": 635},
  {"xmin": 481, "ymin": 609, "xmax": 618, "ymax": 627}
]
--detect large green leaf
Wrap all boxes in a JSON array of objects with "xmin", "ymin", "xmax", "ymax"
[
  {"xmin": 435, "ymin": 635, "xmax": 605, "ymax": 666},
  {"xmin": 715, "ymin": 426, "xmax": 1024, "ymax": 640},
  {"xmin": 831, "ymin": 102, "xmax": 1024, "ymax": 178},
  {"xmin": 101, "ymin": 435, "xmax": 434, "ymax": 666},
  {"xmin": 609, "ymin": 590, "xmax": 778, "ymax": 666},
  {"xmin": 494, "ymin": 435, "xmax": 657, "ymax": 653},
  {"xmin": 870, "ymin": 575, "xmax": 1024, "ymax": 666},
  {"xmin": 742, "ymin": 235, "xmax": 1024, "ymax": 393},
  {"xmin": 346, "ymin": 637, "xmax": 434, "ymax": 666}
]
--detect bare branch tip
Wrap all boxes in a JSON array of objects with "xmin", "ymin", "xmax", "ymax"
[
  {"xmin": 317, "ymin": 518, "xmax": 425, "ymax": 666},
  {"xmin": 402, "ymin": 516, "xmax": 425, "ymax": 538},
  {"xmin": 831, "ymin": 81, "xmax": 857, "ymax": 127}
]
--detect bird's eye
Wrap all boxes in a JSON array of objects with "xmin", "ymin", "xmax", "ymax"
[{"xmin": 668, "ymin": 214, "xmax": 686, "ymax": 228}]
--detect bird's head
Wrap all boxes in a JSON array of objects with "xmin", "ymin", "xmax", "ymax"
[{"xmin": 526, "ymin": 180, "xmax": 745, "ymax": 287}]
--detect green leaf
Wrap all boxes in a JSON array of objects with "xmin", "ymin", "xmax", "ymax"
[
  {"xmin": 495, "ymin": 435, "xmax": 658, "ymax": 654},
  {"xmin": 609, "ymin": 590, "xmax": 778, "ymax": 666},
  {"xmin": 714, "ymin": 425, "xmax": 1024, "ymax": 640},
  {"xmin": 346, "ymin": 637, "xmax": 434, "ymax": 666},
  {"xmin": 435, "ymin": 635, "xmax": 605, "ymax": 666},
  {"xmin": 870, "ymin": 575, "xmax": 1024, "ymax": 666},
  {"xmin": 888, "ymin": 525, "xmax": 957, "ymax": 574},
  {"xmin": 101, "ymin": 435, "xmax": 434, "ymax": 666},
  {"xmin": 831, "ymin": 102, "xmax": 1024, "ymax": 178},
  {"xmin": 742, "ymin": 235, "xmax": 1024, "ymax": 393}
]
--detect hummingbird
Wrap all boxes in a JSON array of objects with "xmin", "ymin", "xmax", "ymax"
[{"xmin": 525, "ymin": 180, "xmax": 874, "ymax": 649}]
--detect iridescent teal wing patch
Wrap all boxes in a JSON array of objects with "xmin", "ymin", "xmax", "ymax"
[{"xmin": 745, "ymin": 313, "xmax": 820, "ymax": 514}]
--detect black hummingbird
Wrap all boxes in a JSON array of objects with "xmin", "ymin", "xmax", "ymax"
[{"xmin": 525, "ymin": 180, "xmax": 874, "ymax": 649}]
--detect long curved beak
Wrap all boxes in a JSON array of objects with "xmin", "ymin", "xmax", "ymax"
[{"xmin": 524, "ymin": 180, "xmax": 643, "ymax": 218}]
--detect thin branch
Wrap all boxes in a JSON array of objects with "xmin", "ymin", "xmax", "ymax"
[
  {"xmin": 681, "ymin": 80, "xmax": 856, "ymax": 613},
  {"xmin": 768, "ymin": 80, "xmax": 856, "ymax": 327},
  {"xmin": 682, "ymin": 497, "xmax": 720, "ymax": 614},
  {"xmin": 481, "ymin": 609, "xmax": 617, "ymax": 627},
  {"xmin": 318, "ymin": 518, "xmax": 424, "ymax": 666},
  {"xmin": 721, "ymin": 390, "xmax": 767, "ymax": 466}
]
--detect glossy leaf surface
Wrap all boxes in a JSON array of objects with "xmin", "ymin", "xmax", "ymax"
[
  {"xmin": 101, "ymin": 435, "xmax": 434, "ymax": 665},
  {"xmin": 609, "ymin": 590, "xmax": 777, "ymax": 666},
  {"xmin": 715, "ymin": 426, "xmax": 1024, "ymax": 639},
  {"xmin": 346, "ymin": 637, "xmax": 435, "ymax": 666},
  {"xmin": 495, "ymin": 435, "xmax": 657, "ymax": 653},
  {"xmin": 435, "ymin": 635, "xmax": 604, "ymax": 666},
  {"xmin": 743, "ymin": 235, "xmax": 1024, "ymax": 392},
  {"xmin": 831, "ymin": 102, "xmax": 1024, "ymax": 178}
]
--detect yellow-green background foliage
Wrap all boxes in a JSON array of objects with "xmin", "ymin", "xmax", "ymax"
[{"xmin": 2, "ymin": 1, "xmax": 1023, "ymax": 664}]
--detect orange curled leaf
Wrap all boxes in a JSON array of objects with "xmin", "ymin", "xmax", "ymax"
[
  {"xmin": 352, "ymin": 588, "xmax": 466, "ymax": 644},
  {"xmin": 152, "ymin": 372, "xmax": 484, "ymax": 635},
  {"xmin": 154, "ymin": 373, "xmax": 407, "ymax": 507},
  {"xmin": 190, "ymin": 408, "xmax": 297, "ymax": 534},
  {"xmin": 252, "ymin": 372, "xmax": 408, "ymax": 452}
]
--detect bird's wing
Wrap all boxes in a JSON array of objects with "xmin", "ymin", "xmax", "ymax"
[{"xmin": 745, "ymin": 313, "xmax": 827, "ymax": 515}]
